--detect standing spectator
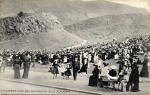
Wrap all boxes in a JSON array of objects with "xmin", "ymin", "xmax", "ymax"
[
  {"xmin": 30, "ymin": 52, "xmax": 36, "ymax": 68},
  {"xmin": 137, "ymin": 58, "xmax": 142, "ymax": 65},
  {"xmin": 0, "ymin": 53, "xmax": 3, "ymax": 72},
  {"xmin": 132, "ymin": 64, "xmax": 140, "ymax": 92},
  {"xmin": 126, "ymin": 67, "xmax": 134, "ymax": 91},
  {"xmin": 52, "ymin": 59, "xmax": 59, "ymax": 79},
  {"xmin": 22, "ymin": 52, "xmax": 31, "ymax": 79},
  {"xmin": 117, "ymin": 59, "xmax": 124, "ymax": 73},
  {"xmin": 97, "ymin": 58, "xmax": 103, "ymax": 69},
  {"xmin": 126, "ymin": 58, "xmax": 137, "ymax": 91},
  {"xmin": 12, "ymin": 54, "xmax": 21, "ymax": 79},
  {"xmin": 88, "ymin": 65, "xmax": 99, "ymax": 86},
  {"xmin": 126, "ymin": 57, "xmax": 139, "ymax": 92},
  {"xmin": 92, "ymin": 65, "xmax": 100, "ymax": 78},
  {"xmin": 72, "ymin": 57, "xmax": 80, "ymax": 80},
  {"xmin": 35, "ymin": 51, "xmax": 41, "ymax": 63},
  {"xmin": 140, "ymin": 55, "xmax": 149, "ymax": 77},
  {"xmin": 1, "ymin": 54, "xmax": 6, "ymax": 72},
  {"xmin": 78, "ymin": 58, "xmax": 88, "ymax": 74}
]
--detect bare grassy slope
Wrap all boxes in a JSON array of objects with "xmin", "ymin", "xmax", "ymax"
[
  {"xmin": 0, "ymin": 29, "xmax": 83, "ymax": 50},
  {"xmin": 64, "ymin": 13, "xmax": 150, "ymax": 43}
]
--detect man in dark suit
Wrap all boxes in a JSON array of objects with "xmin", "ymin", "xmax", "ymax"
[{"xmin": 72, "ymin": 56, "xmax": 80, "ymax": 80}]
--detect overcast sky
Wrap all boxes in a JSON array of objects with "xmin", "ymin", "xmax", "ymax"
[{"xmin": 105, "ymin": 0, "xmax": 150, "ymax": 12}]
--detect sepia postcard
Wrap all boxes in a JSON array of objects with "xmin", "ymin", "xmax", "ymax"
[{"xmin": 0, "ymin": 0, "xmax": 150, "ymax": 95}]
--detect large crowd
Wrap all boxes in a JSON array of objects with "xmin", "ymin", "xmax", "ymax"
[{"xmin": 0, "ymin": 35, "xmax": 150, "ymax": 92}]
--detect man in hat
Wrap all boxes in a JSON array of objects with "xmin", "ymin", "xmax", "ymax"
[{"xmin": 72, "ymin": 56, "xmax": 80, "ymax": 80}]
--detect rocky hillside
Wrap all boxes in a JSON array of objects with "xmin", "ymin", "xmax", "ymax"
[
  {"xmin": 0, "ymin": 0, "xmax": 149, "ymax": 50},
  {"xmin": 0, "ymin": 0, "xmax": 148, "ymax": 25},
  {"xmin": 0, "ymin": 12, "xmax": 45, "ymax": 41},
  {"xmin": 0, "ymin": 12, "xmax": 83, "ymax": 50}
]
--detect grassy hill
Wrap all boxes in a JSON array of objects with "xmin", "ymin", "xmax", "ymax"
[
  {"xmin": 64, "ymin": 13, "xmax": 150, "ymax": 43},
  {"xmin": 0, "ymin": 29, "xmax": 83, "ymax": 51}
]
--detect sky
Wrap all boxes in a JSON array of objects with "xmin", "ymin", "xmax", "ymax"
[
  {"xmin": 78, "ymin": 0, "xmax": 150, "ymax": 12},
  {"xmin": 105, "ymin": 0, "xmax": 150, "ymax": 12}
]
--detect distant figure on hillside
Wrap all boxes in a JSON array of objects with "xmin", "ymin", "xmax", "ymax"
[{"xmin": 17, "ymin": 11, "xmax": 26, "ymax": 17}]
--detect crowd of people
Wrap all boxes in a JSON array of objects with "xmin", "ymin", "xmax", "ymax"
[{"xmin": 0, "ymin": 35, "xmax": 150, "ymax": 92}]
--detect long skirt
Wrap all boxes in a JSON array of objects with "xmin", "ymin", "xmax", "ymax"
[
  {"xmin": 78, "ymin": 64, "xmax": 88, "ymax": 73},
  {"xmin": 52, "ymin": 67, "xmax": 59, "ymax": 74},
  {"xmin": 22, "ymin": 63, "xmax": 30, "ymax": 78},
  {"xmin": 13, "ymin": 64, "xmax": 20, "ymax": 79}
]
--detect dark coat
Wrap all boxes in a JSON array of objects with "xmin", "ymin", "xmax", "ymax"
[
  {"xmin": 52, "ymin": 62, "xmax": 59, "ymax": 74},
  {"xmin": 92, "ymin": 67, "xmax": 99, "ymax": 78},
  {"xmin": 72, "ymin": 60, "xmax": 80, "ymax": 71}
]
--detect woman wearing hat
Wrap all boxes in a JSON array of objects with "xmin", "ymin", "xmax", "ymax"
[
  {"xmin": 12, "ymin": 54, "xmax": 21, "ymax": 79},
  {"xmin": 52, "ymin": 59, "xmax": 59, "ymax": 79},
  {"xmin": 140, "ymin": 54, "xmax": 149, "ymax": 77},
  {"xmin": 88, "ymin": 65, "xmax": 99, "ymax": 86}
]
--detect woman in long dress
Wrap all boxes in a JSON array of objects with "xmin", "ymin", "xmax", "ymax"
[
  {"xmin": 13, "ymin": 55, "xmax": 21, "ymax": 79},
  {"xmin": 52, "ymin": 59, "xmax": 59, "ymax": 79},
  {"xmin": 140, "ymin": 55, "xmax": 149, "ymax": 77}
]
